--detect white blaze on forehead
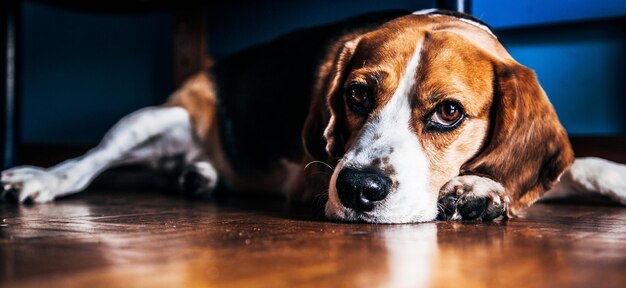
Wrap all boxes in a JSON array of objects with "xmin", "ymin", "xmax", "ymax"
[{"xmin": 326, "ymin": 37, "xmax": 438, "ymax": 223}]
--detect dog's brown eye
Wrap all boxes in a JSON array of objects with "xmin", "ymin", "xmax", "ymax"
[
  {"xmin": 426, "ymin": 101, "xmax": 466, "ymax": 132},
  {"xmin": 439, "ymin": 102, "xmax": 461, "ymax": 122},
  {"xmin": 346, "ymin": 83, "xmax": 373, "ymax": 116}
]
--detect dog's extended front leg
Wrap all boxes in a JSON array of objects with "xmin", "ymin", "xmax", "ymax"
[{"xmin": 1, "ymin": 106, "xmax": 197, "ymax": 203}]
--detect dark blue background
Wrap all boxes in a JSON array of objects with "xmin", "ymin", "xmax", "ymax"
[{"xmin": 19, "ymin": 0, "xmax": 626, "ymax": 144}]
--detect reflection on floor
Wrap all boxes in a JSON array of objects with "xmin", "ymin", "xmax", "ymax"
[{"xmin": 1, "ymin": 189, "xmax": 625, "ymax": 288}]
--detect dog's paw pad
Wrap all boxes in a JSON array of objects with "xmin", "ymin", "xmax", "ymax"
[
  {"xmin": 1, "ymin": 167, "xmax": 58, "ymax": 204},
  {"xmin": 458, "ymin": 197, "xmax": 488, "ymax": 219},
  {"xmin": 1, "ymin": 183, "xmax": 21, "ymax": 203},
  {"xmin": 438, "ymin": 175, "xmax": 508, "ymax": 221},
  {"xmin": 436, "ymin": 194, "xmax": 457, "ymax": 220},
  {"xmin": 179, "ymin": 162, "xmax": 218, "ymax": 198}
]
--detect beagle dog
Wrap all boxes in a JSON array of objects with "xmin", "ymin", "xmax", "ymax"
[{"xmin": 2, "ymin": 10, "xmax": 625, "ymax": 223}]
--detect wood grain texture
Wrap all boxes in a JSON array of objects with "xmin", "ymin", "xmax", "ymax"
[{"xmin": 1, "ymin": 189, "xmax": 625, "ymax": 288}]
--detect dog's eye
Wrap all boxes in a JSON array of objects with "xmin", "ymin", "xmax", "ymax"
[
  {"xmin": 438, "ymin": 102, "xmax": 461, "ymax": 122},
  {"xmin": 346, "ymin": 83, "xmax": 374, "ymax": 116},
  {"xmin": 426, "ymin": 101, "xmax": 466, "ymax": 131}
]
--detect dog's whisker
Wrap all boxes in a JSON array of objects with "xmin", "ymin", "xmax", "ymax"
[
  {"xmin": 312, "ymin": 191, "xmax": 330, "ymax": 215},
  {"xmin": 312, "ymin": 193, "xmax": 328, "ymax": 205},
  {"xmin": 304, "ymin": 160, "xmax": 334, "ymax": 171},
  {"xmin": 437, "ymin": 202, "xmax": 446, "ymax": 212}
]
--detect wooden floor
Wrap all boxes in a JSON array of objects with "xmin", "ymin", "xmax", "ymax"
[{"xmin": 1, "ymin": 188, "xmax": 625, "ymax": 288}]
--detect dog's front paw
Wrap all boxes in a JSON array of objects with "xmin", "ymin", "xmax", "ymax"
[
  {"xmin": 1, "ymin": 167, "xmax": 60, "ymax": 203},
  {"xmin": 179, "ymin": 161, "xmax": 218, "ymax": 198},
  {"xmin": 437, "ymin": 175, "xmax": 509, "ymax": 221}
]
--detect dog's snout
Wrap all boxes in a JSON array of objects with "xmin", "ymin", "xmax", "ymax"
[{"xmin": 336, "ymin": 168, "xmax": 392, "ymax": 211}]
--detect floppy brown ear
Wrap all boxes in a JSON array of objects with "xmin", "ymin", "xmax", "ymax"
[
  {"xmin": 290, "ymin": 37, "xmax": 359, "ymax": 204},
  {"xmin": 302, "ymin": 37, "xmax": 360, "ymax": 164},
  {"xmin": 460, "ymin": 63, "xmax": 574, "ymax": 216}
]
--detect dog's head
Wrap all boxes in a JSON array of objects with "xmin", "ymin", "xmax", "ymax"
[{"xmin": 301, "ymin": 11, "xmax": 573, "ymax": 223}]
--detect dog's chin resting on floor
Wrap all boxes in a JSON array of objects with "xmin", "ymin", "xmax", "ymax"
[{"xmin": 1, "ymin": 10, "xmax": 626, "ymax": 223}]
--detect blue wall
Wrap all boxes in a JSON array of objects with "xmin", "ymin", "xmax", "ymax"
[
  {"xmin": 18, "ymin": 0, "xmax": 626, "ymax": 145},
  {"xmin": 474, "ymin": 0, "xmax": 626, "ymax": 134},
  {"xmin": 474, "ymin": 0, "xmax": 626, "ymax": 29},
  {"xmin": 20, "ymin": 0, "xmax": 174, "ymax": 143}
]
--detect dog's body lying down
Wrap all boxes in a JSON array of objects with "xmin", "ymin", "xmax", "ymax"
[{"xmin": 2, "ymin": 10, "xmax": 625, "ymax": 223}]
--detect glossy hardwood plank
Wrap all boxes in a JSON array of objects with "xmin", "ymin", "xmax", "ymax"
[{"xmin": 1, "ymin": 190, "xmax": 625, "ymax": 288}]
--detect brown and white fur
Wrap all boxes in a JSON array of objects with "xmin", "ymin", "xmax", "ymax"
[{"xmin": 2, "ymin": 10, "xmax": 625, "ymax": 223}]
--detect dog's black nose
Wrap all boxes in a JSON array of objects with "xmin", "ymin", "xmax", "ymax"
[{"xmin": 336, "ymin": 168, "xmax": 392, "ymax": 212}]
